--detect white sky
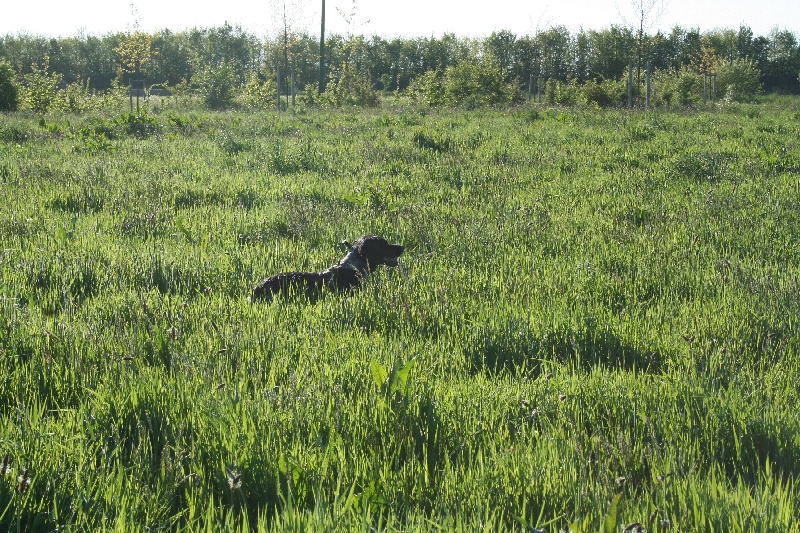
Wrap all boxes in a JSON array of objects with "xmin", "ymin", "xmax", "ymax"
[{"xmin": 1, "ymin": 0, "xmax": 797, "ymax": 39}]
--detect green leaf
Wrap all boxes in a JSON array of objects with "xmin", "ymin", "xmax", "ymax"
[
  {"xmin": 389, "ymin": 357, "xmax": 416, "ymax": 395},
  {"xmin": 370, "ymin": 360, "xmax": 388, "ymax": 389},
  {"xmin": 55, "ymin": 227, "xmax": 68, "ymax": 245},
  {"xmin": 175, "ymin": 218, "xmax": 195, "ymax": 244},
  {"xmin": 603, "ymin": 492, "xmax": 622, "ymax": 533}
]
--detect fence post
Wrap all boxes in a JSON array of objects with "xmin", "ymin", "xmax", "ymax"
[
  {"xmin": 646, "ymin": 62, "xmax": 651, "ymax": 110},
  {"xmin": 528, "ymin": 73, "xmax": 533, "ymax": 101},
  {"xmin": 291, "ymin": 67, "xmax": 296, "ymax": 107},
  {"xmin": 711, "ymin": 73, "xmax": 716, "ymax": 101},
  {"xmin": 628, "ymin": 62, "xmax": 633, "ymax": 108},
  {"xmin": 538, "ymin": 76, "xmax": 543, "ymax": 103},
  {"xmin": 277, "ymin": 66, "xmax": 282, "ymax": 110}
]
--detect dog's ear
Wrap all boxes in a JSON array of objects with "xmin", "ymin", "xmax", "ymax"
[{"xmin": 339, "ymin": 240, "xmax": 352, "ymax": 251}]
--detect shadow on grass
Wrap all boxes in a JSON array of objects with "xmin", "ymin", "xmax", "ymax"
[{"xmin": 466, "ymin": 318, "xmax": 659, "ymax": 376}]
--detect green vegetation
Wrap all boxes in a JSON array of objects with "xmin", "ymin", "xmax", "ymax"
[
  {"xmin": 1, "ymin": 97, "xmax": 800, "ymax": 531},
  {"xmin": 1, "ymin": 24, "xmax": 798, "ymax": 112},
  {"xmin": 0, "ymin": 61, "xmax": 18, "ymax": 111}
]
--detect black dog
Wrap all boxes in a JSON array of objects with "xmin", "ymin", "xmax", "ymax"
[{"xmin": 253, "ymin": 235, "xmax": 404, "ymax": 301}]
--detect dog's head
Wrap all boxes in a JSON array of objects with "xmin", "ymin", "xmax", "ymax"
[{"xmin": 346, "ymin": 234, "xmax": 404, "ymax": 271}]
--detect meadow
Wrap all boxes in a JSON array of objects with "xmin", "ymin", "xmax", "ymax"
[{"xmin": 1, "ymin": 97, "xmax": 799, "ymax": 531}]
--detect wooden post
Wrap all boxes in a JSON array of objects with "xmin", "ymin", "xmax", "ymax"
[
  {"xmin": 711, "ymin": 73, "xmax": 716, "ymax": 101},
  {"xmin": 703, "ymin": 73, "xmax": 707, "ymax": 102},
  {"xmin": 627, "ymin": 62, "xmax": 633, "ymax": 108},
  {"xmin": 646, "ymin": 62, "xmax": 651, "ymax": 110},
  {"xmin": 291, "ymin": 67, "xmax": 296, "ymax": 107},
  {"xmin": 528, "ymin": 73, "xmax": 533, "ymax": 101},
  {"xmin": 277, "ymin": 66, "xmax": 282, "ymax": 110},
  {"xmin": 537, "ymin": 76, "xmax": 542, "ymax": 103}
]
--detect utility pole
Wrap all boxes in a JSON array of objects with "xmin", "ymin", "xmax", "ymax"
[{"xmin": 318, "ymin": 0, "xmax": 325, "ymax": 94}]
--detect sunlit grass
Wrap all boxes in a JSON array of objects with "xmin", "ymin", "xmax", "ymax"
[{"xmin": 1, "ymin": 100, "xmax": 799, "ymax": 530}]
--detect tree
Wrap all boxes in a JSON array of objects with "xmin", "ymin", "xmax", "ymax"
[
  {"xmin": 533, "ymin": 26, "xmax": 573, "ymax": 80},
  {"xmin": 716, "ymin": 58, "xmax": 762, "ymax": 101},
  {"xmin": 484, "ymin": 30, "xmax": 519, "ymax": 83},
  {"xmin": 690, "ymin": 36, "xmax": 720, "ymax": 74},
  {"xmin": 193, "ymin": 62, "xmax": 237, "ymax": 109},
  {"xmin": 115, "ymin": 10, "xmax": 156, "ymax": 85},
  {"xmin": 764, "ymin": 29, "xmax": 800, "ymax": 93},
  {"xmin": 23, "ymin": 57, "xmax": 62, "ymax": 114},
  {"xmin": 150, "ymin": 30, "xmax": 193, "ymax": 87},
  {"xmin": 620, "ymin": 0, "xmax": 668, "ymax": 103},
  {"xmin": 587, "ymin": 26, "xmax": 635, "ymax": 80},
  {"xmin": 0, "ymin": 61, "xmax": 20, "ymax": 111}
]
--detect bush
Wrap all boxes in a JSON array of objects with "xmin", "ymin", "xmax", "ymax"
[
  {"xmin": 56, "ymin": 80, "xmax": 94, "ymax": 113},
  {"xmin": 23, "ymin": 59, "xmax": 62, "ymax": 114},
  {"xmin": 306, "ymin": 64, "xmax": 379, "ymax": 109},
  {"xmin": 442, "ymin": 57, "xmax": 501, "ymax": 108},
  {"xmin": 116, "ymin": 111, "xmax": 161, "ymax": 138},
  {"xmin": 652, "ymin": 66, "xmax": 701, "ymax": 107},
  {"xmin": 716, "ymin": 58, "xmax": 762, "ymax": 102},
  {"xmin": 0, "ymin": 61, "xmax": 19, "ymax": 111},
  {"xmin": 408, "ymin": 56, "xmax": 521, "ymax": 109},
  {"xmin": 544, "ymin": 78, "xmax": 582, "ymax": 106},
  {"xmin": 193, "ymin": 63, "xmax": 237, "ymax": 110},
  {"xmin": 580, "ymin": 79, "xmax": 626, "ymax": 108},
  {"xmin": 442, "ymin": 56, "xmax": 519, "ymax": 108},
  {"xmin": 407, "ymin": 70, "xmax": 445, "ymax": 107},
  {"xmin": 241, "ymin": 71, "xmax": 277, "ymax": 109}
]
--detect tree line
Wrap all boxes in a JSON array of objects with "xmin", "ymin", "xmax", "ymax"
[{"xmin": 1, "ymin": 22, "xmax": 798, "ymax": 109}]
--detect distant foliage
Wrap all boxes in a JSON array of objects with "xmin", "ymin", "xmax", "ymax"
[
  {"xmin": 320, "ymin": 36, "xmax": 380, "ymax": 108},
  {"xmin": 407, "ymin": 70, "xmax": 445, "ymax": 107},
  {"xmin": 0, "ymin": 61, "xmax": 19, "ymax": 111},
  {"xmin": 580, "ymin": 78, "xmax": 627, "ymax": 107},
  {"xmin": 0, "ymin": 22, "xmax": 792, "ymax": 112},
  {"xmin": 409, "ymin": 56, "xmax": 522, "ymax": 108},
  {"xmin": 652, "ymin": 66, "xmax": 703, "ymax": 107},
  {"xmin": 22, "ymin": 58, "xmax": 62, "ymax": 114},
  {"xmin": 441, "ymin": 55, "xmax": 521, "ymax": 108},
  {"xmin": 193, "ymin": 63, "xmax": 237, "ymax": 110},
  {"xmin": 716, "ymin": 58, "xmax": 762, "ymax": 102},
  {"xmin": 241, "ymin": 71, "xmax": 277, "ymax": 109}
]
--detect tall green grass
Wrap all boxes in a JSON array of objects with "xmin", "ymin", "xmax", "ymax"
[{"xmin": 1, "ymin": 100, "xmax": 799, "ymax": 530}]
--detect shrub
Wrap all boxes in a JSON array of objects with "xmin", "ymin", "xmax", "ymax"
[
  {"xmin": 407, "ymin": 70, "xmax": 445, "ymax": 107},
  {"xmin": 408, "ymin": 56, "xmax": 521, "ymax": 109},
  {"xmin": 580, "ymin": 79, "xmax": 626, "ymax": 108},
  {"xmin": 652, "ymin": 66, "xmax": 701, "ymax": 107},
  {"xmin": 56, "ymin": 80, "xmax": 94, "ymax": 113},
  {"xmin": 544, "ymin": 78, "xmax": 582, "ymax": 106},
  {"xmin": 0, "ymin": 61, "xmax": 19, "ymax": 111},
  {"xmin": 23, "ymin": 58, "xmax": 62, "ymax": 114},
  {"xmin": 241, "ymin": 71, "xmax": 277, "ymax": 109},
  {"xmin": 116, "ymin": 111, "xmax": 161, "ymax": 138},
  {"xmin": 716, "ymin": 58, "xmax": 762, "ymax": 102},
  {"xmin": 307, "ymin": 65, "xmax": 379, "ymax": 108},
  {"xmin": 442, "ymin": 55, "xmax": 519, "ymax": 108},
  {"xmin": 193, "ymin": 63, "xmax": 237, "ymax": 110}
]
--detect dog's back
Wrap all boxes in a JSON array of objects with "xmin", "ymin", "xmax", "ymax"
[
  {"xmin": 252, "ymin": 271, "xmax": 326, "ymax": 301},
  {"xmin": 252, "ymin": 235, "xmax": 403, "ymax": 302}
]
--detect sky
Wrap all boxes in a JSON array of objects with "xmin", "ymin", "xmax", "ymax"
[{"xmin": 1, "ymin": 0, "xmax": 797, "ymax": 39}]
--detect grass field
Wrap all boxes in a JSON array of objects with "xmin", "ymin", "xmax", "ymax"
[{"xmin": 1, "ymin": 98, "xmax": 800, "ymax": 531}]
